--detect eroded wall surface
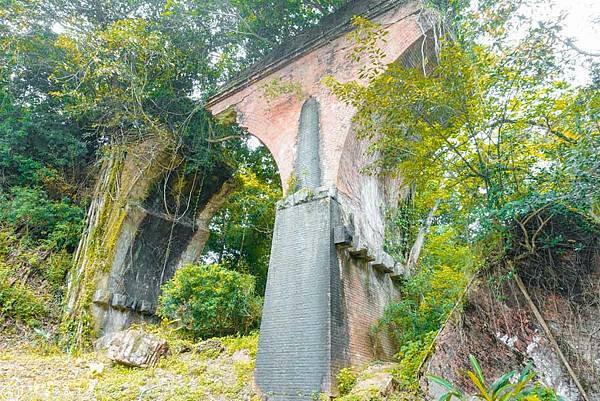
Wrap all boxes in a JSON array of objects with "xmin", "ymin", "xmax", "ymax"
[
  {"xmin": 91, "ymin": 163, "xmax": 235, "ymax": 335},
  {"xmin": 65, "ymin": 137, "xmax": 237, "ymax": 337}
]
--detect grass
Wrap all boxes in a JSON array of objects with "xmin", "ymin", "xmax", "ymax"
[{"xmin": 0, "ymin": 333, "xmax": 260, "ymax": 401}]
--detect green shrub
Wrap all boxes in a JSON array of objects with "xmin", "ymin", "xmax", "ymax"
[
  {"xmin": 336, "ymin": 368, "xmax": 358, "ymax": 396},
  {"xmin": 44, "ymin": 250, "xmax": 73, "ymax": 295},
  {"xmin": 0, "ymin": 186, "xmax": 84, "ymax": 250},
  {"xmin": 158, "ymin": 263, "xmax": 262, "ymax": 339},
  {"xmin": 393, "ymin": 331, "xmax": 437, "ymax": 392},
  {"xmin": 0, "ymin": 264, "xmax": 46, "ymax": 327},
  {"xmin": 378, "ymin": 229, "xmax": 471, "ymax": 348}
]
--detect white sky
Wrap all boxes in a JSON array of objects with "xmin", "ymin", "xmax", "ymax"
[
  {"xmin": 539, "ymin": 0, "xmax": 599, "ymax": 83},
  {"xmin": 556, "ymin": 0, "xmax": 599, "ymax": 53}
]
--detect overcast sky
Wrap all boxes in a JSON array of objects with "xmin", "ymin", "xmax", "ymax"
[
  {"xmin": 557, "ymin": 0, "xmax": 599, "ymax": 53},
  {"xmin": 545, "ymin": 0, "xmax": 599, "ymax": 83}
]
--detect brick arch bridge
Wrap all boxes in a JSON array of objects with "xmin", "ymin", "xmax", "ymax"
[
  {"xmin": 206, "ymin": 0, "xmax": 435, "ymax": 399},
  {"xmin": 69, "ymin": 0, "xmax": 437, "ymax": 399}
]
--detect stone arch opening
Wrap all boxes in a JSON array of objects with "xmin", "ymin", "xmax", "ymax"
[
  {"xmin": 82, "ymin": 131, "xmax": 283, "ymax": 335},
  {"xmin": 199, "ymin": 133, "xmax": 283, "ymax": 297}
]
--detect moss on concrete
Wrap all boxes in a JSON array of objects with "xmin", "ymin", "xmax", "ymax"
[{"xmin": 61, "ymin": 138, "xmax": 175, "ymax": 351}]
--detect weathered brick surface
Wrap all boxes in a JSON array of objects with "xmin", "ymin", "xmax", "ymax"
[
  {"xmin": 256, "ymin": 192, "xmax": 398, "ymax": 399},
  {"xmin": 339, "ymin": 253, "xmax": 398, "ymax": 365},
  {"xmin": 207, "ymin": 0, "xmax": 433, "ymax": 195},
  {"xmin": 256, "ymin": 195, "xmax": 347, "ymax": 399}
]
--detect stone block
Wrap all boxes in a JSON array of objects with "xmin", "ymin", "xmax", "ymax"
[
  {"xmin": 369, "ymin": 261, "xmax": 394, "ymax": 274},
  {"xmin": 92, "ymin": 288, "xmax": 111, "ymax": 306},
  {"xmin": 349, "ymin": 246, "xmax": 369, "ymax": 259},
  {"xmin": 350, "ymin": 363, "xmax": 397, "ymax": 398},
  {"xmin": 334, "ymin": 225, "xmax": 352, "ymax": 247},
  {"xmin": 137, "ymin": 300, "xmax": 154, "ymax": 315},
  {"xmin": 102, "ymin": 329, "xmax": 168, "ymax": 368},
  {"xmin": 111, "ymin": 293, "xmax": 128, "ymax": 311},
  {"xmin": 195, "ymin": 339, "xmax": 225, "ymax": 356}
]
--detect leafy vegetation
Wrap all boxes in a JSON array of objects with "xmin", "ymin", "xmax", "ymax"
[
  {"xmin": 0, "ymin": 227, "xmax": 71, "ymax": 331},
  {"xmin": 428, "ymin": 355, "xmax": 562, "ymax": 401},
  {"xmin": 158, "ymin": 263, "xmax": 262, "ymax": 339},
  {"xmin": 0, "ymin": 0, "xmax": 598, "ymax": 398},
  {"xmin": 203, "ymin": 144, "xmax": 282, "ymax": 295},
  {"xmin": 377, "ymin": 228, "xmax": 475, "ymax": 348},
  {"xmin": 325, "ymin": 1, "xmax": 599, "ymax": 398},
  {"xmin": 0, "ymin": 0, "xmax": 340, "ymax": 346}
]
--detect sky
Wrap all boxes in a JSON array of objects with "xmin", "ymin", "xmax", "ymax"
[
  {"xmin": 556, "ymin": 0, "xmax": 599, "ymax": 54},
  {"xmin": 538, "ymin": 0, "xmax": 599, "ymax": 83}
]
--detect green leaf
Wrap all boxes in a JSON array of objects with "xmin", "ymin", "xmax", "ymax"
[
  {"xmin": 469, "ymin": 354, "xmax": 486, "ymax": 386},
  {"xmin": 428, "ymin": 374, "xmax": 460, "ymax": 392},
  {"xmin": 490, "ymin": 371, "xmax": 515, "ymax": 396},
  {"xmin": 467, "ymin": 371, "xmax": 492, "ymax": 401},
  {"xmin": 511, "ymin": 371, "xmax": 536, "ymax": 396}
]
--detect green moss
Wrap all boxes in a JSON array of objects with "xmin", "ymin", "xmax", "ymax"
[
  {"xmin": 391, "ymin": 331, "xmax": 437, "ymax": 396},
  {"xmin": 262, "ymin": 77, "xmax": 304, "ymax": 102},
  {"xmin": 220, "ymin": 331, "xmax": 259, "ymax": 358},
  {"xmin": 60, "ymin": 139, "xmax": 183, "ymax": 351},
  {"xmin": 60, "ymin": 148, "xmax": 129, "ymax": 351}
]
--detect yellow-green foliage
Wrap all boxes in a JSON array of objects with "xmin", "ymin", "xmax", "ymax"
[
  {"xmin": 377, "ymin": 228, "xmax": 474, "ymax": 349},
  {"xmin": 220, "ymin": 331, "xmax": 259, "ymax": 358},
  {"xmin": 392, "ymin": 331, "xmax": 437, "ymax": 394},
  {"xmin": 337, "ymin": 368, "xmax": 358, "ymax": 396},
  {"xmin": 0, "ymin": 227, "xmax": 71, "ymax": 329},
  {"xmin": 0, "ymin": 264, "xmax": 46, "ymax": 327},
  {"xmin": 60, "ymin": 150, "xmax": 128, "ymax": 351},
  {"xmin": 262, "ymin": 77, "xmax": 304, "ymax": 102},
  {"xmin": 286, "ymin": 171, "xmax": 299, "ymax": 193}
]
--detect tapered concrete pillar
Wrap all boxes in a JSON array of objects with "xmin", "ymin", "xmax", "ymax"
[
  {"xmin": 206, "ymin": 1, "xmax": 438, "ymax": 398},
  {"xmin": 256, "ymin": 188, "xmax": 347, "ymax": 400}
]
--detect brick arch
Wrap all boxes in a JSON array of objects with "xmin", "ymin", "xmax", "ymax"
[{"xmin": 203, "ymin": 1, "xmax": 440, "ymax": 398}]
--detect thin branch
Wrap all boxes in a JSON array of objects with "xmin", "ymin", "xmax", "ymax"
[{"xmin": 205, "ymin": 134, "xmax": 243, "ymax": 143}]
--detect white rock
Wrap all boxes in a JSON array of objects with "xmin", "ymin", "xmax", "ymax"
[{"xmin": 98, "ymin": 329, "xmax": 168, "ymax": 368}]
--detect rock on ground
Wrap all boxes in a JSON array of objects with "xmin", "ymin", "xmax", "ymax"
[
  {"xmin": 350, "ymin": 363, "xmax": 397, "ymax": 399},
  {"xmin": 96, "ymin": 329, "xmax": 168, "ymax": 368}
]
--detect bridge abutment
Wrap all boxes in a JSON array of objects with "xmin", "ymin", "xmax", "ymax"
[
  {"xmin": 256, "ymin": 187, "xmax": 400, "ymax": 399},
  {"xmin": 256, "ymin": 188, "xmax": 346, "ymax": 399}
]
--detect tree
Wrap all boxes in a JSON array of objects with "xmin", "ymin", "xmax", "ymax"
[
  {"xmin": 203, "ymin": 142, "xmax": 281, "ymax": 295},
  {"xmin": 326, "ymin": 1, "xmax": 599, "ymax": 246},
  {"xmin": 0, "ymin": 0, "xmax": 345, "ymax": 347}
]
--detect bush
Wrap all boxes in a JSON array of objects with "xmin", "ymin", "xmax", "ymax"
[
  {"xmin": 0, "ymin": 186, "xmax": 84, "ymax": 250},
  {"xmin": 336, "ymin": 368, "xmax": 357, "ymax": 396},
  {"xmin": 0, "ymin": 264, "xmax": 46, "ymax": 327},
  {"xmin": 378, "ymin": 228, "xmax": 472, "ymax": 348},
  {"xmin": 158, "ymin": 263, "xmax": 262, "ymax": 339},
  {"xmin": 0, "ymin": 227, "xmax": 72, "ymax": 329}
]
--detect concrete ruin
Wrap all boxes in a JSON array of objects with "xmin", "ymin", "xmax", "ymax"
[
  {"xmin": 64, "ymin": 138, "xmax": 237, "ymax": 338},
  {"xmin": 206, "ymin": 0, "xmax": 436, "ymax": 398}
]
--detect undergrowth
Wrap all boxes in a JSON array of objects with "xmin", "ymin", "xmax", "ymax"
[{"xmin": 0, "ymin": 226, "xmax": 72, "ymax": 336}]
